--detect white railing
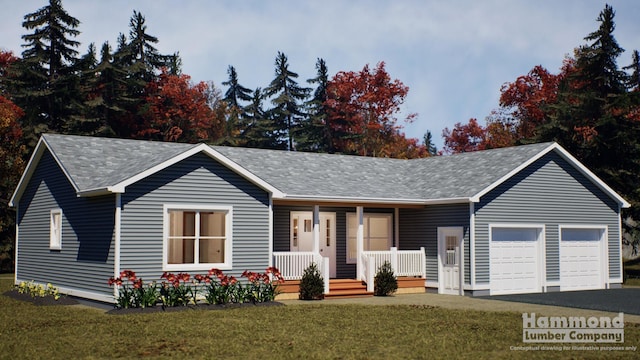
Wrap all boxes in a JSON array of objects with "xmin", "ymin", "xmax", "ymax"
[
  {"xmin": 273, "ymin": 251, "xmax": 330, "ymax": 294},
  {"xmin": 360, "ymin": 247, "xmax": 426, "ymax": 289}
]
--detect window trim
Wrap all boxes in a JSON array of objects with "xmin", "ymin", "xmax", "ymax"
[
  {"xmin": 346, "ymin": 212, "xmax": 392, "ymax": 264},
  {"xmin": 162, "ymin": 204, "xmax": 233, "ymax": 271},
  {"xmin": 49, "ymin": 209, "xmax": 62, "ymax": 250}
]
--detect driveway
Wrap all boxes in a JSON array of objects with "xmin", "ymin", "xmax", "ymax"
[{"xmin": 479, "ymin": 288, "xmax": 640, "ymax": 315}]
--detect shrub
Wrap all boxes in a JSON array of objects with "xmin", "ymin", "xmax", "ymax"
[
  {"xmin": 299, "ymin": 263, "xmax": 325, "ymax": 300},
  {"xmin": 374, "ymin": 261, "xmax": 398, "ymax": 296}
]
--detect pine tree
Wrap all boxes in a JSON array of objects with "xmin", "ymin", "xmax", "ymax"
[
  {"xmin": 221, "ymin": 66, "xmax": 252, "ymax": 146},
  {"xmin": 242, "ymin": 88, "xmax": 279, "ymax": 148},
  {"xmin": 13, "ymin": 0, "xmax": 81, "ymax": 141},
  {"xmin": 301, "ymin": 58, "xmax": 330, "ymax": 152},
  {"xmin": 263, "ymin": 52, "xmax": 310, "ymax": 150},
  {"xmin": 423, "ymin": 130, "xmax": 438, "ymax": 156}
]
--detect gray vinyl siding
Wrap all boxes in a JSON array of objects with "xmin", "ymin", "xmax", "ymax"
[
  {"xmin": 17, "ymin": 150, "xmax": 115, "ymax": 297},
  {"xmin": 120, "ymin": 153, "xmax": 270, "ymax": 282},
  {"xmin": 474, "ymin": 151, "xmax": 621, "ymax": 284},
  {"xmin": 399, "ymin": 204, "xmax": 470, "ymax": 284},
  {"xmin": 273, "ymin": 205, "xmax": 394, "ymax": 279}
]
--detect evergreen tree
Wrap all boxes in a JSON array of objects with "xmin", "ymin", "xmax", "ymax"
[
  {"xmin": 423, "ymin": 130, "xmax": 438, "ymax": 156},
  {"xmin": 13, "ymin": 0, "xmax": 81, "ymax": 141},
  {"xmin": 242, "ymin": 88, "xmax": 279, "ymax": 148},
  {"xmin": 301, "ymin": 58, "xmax": 330, "ymax": 152},
  {"xmin": 624, "ymin": 50, "xmax": 640, "ymax": 91},
  {"xmin": 221, "ymin": 66, "xmax": 252, "ymax": 145},
  {"xmin": 263, "ymin": 52, "xmax": 310, "ymax": 150}
]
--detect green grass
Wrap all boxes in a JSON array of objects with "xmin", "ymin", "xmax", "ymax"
[{"xmin": 1, "ymin": 277, "xmax": 638, "ymax": 359}]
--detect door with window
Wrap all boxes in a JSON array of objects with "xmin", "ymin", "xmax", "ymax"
[
  {"xmin": 291, "ymin": 212, "xmax": 336, "ymax": 278},
  {"xmin": 438, "ymin": 227, "xmax": 463, "ymax": 295}
]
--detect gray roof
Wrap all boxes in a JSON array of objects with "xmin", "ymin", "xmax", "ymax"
[{"xmin": 32, "ymin": 133, "xmax": 556, "ymax": 203}]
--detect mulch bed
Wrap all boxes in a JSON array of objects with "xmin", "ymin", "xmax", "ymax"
[
  {"xmin": 3, "ymin": 290, "xmax": 79, "ymax": 306},
  {"xmin": 106, "ymin": 301, "xmax": 284, "ymax": 315}
]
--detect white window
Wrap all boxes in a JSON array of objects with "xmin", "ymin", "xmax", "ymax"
[
  {"xmin": 163, "ymin": 205, "xmax": 232, "ymax": 271},
  {"xmin": 561, "ymin": 228, "xmax": 603, "ymax": 241},
  {"xmin": 50, "ymin": 209, "xmax": 62, "ymax": 250},
  {"xmin": 346, "ymin": 213, "xmax": 392, "ymax": 263}
]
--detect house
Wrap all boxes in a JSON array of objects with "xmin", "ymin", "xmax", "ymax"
[{"xmin": 9, "ymin": 134, "xmax": 629, "ymax": 303}]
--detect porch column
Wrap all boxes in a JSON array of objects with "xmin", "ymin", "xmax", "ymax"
[
  {"xmin": 313, "ymin": 205, "xmax": 320, "ymax": 253},
  {"xmin": 356, "ymin": 206, "xmax": 364, "ymax": 279},
  {"xmin": 394, "ymin": 208, "xmax": 400, "ymax": 248}
]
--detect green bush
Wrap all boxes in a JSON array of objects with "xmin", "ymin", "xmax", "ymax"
[
  {"xmin": 374, "ymin": 261, "xmax": 398, "ymax": 296},
  {"xmin": 299, "ymin": 262, "xmax": 325, "ymax": 300}
]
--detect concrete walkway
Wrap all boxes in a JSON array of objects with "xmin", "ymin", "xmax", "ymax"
[{"xmin": 281, "ymin": 292, "xmax": 640, "ymax": 324}]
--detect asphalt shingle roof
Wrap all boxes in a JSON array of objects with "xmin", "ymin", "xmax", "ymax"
[{"xmin": 40, "ymin": 134, "xmax": 553, "ymax": 201}]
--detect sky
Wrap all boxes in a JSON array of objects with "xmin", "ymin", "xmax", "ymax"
[{"xmin": 1, "ymin": 0, "xmax": 639, "ymax": 150}]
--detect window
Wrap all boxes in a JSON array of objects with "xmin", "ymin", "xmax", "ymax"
[
  {"xmin": 50, "ymin": 209, "xmax": 62, "ymax": 250},
  {"xmin": 346, "ymin": 213, "xmax": 392, "ymax": 263},
  {"xmin": 561, "ymin": 228, "xmax": 603, "ymax": 241},
  {"xmin": 164, "ymin": 205, "xmax": 232, "ymax": 270},
  {"xmin": 491, "ymin": 227, "xmax": 539, "ymax": 242}
]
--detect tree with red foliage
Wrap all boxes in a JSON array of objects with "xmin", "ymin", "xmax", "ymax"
[
  {"xmin": 136, "ymin": 69, "xmax": 225, "ymax": 143},
  {"xmin": 441, "ymin": 118, "xmax": 487, "ymax": 154},
  {"xmin": 325, "ymin": 62, "xmax": 423, "ymax": 158}
]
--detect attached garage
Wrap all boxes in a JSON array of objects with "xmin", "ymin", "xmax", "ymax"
[
  {"xmin": 560, "ymin": 227, "xmax": 606, "ymax": 291},
  {"xmin": 489, "ymin": 227, "xmax": 543, "ymax": 295}
]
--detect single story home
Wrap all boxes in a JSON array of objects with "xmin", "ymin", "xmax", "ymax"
[{"xmin": 9, "ymin": 134, "xmax": 629, "ymax": 303}]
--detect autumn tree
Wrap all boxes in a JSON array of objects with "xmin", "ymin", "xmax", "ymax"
[
  {"xmin": 263, "ymin": 52, "xmax": 310, "ymax": 150},
  {"xmin": 441, "ymin": 118, "xmax": 487, "ymax": 154},
  {"xmin": 136, "ymin": 69, "xmax": 223, "ymax": 143},
  {"xmin": 0, "ymin": 50, "xmax": 25, "ymax": 271},
  {"xmin": 325, "ymin": 62, "xmax": 421, "ymax": 158}
]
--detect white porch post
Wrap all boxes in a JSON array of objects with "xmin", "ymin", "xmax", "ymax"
[
  {"xmin": 114, "ymin": 193, "xmax": 122, "ymax": 300},
  {"xmin": 394, "ymin": 207, "xmax": 400, "ymax": 248},
  {"xmin": 312, "ymin": 205, "xmax": 320, "ymax": 253},
  {"xmin": 356, "ymin": 206, "xmax": 364, "ymax": 279}
]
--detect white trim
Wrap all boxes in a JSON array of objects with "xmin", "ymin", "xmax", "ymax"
[
  {"xmin": 268, "ymin": 194, "xmax": 273, "ymax": 268},
  {"xmin": 114, "ymin": 194, "xmax": 122, "ymax": 300},
  {"xmin": 281, "ymin": 194, "xmax": 471, "ymax": 205},
  {"xmin": 49, "ymin": 209, "xmax": 62, "ymax": 250},
  {"xmin": 14, "ymin": 205, "xmax": 19, "ymax": 283},
  {"xmin": 469, "ymin": 202, "xmax": 476, "ymax": 288},
  {"xmin": 394, "ymin": 208, "xmax": 400, "ymax": 248},
  {"xmin": 162, "ymin": 203, "xmax": 233, "ymax": 271},
  {"xmin": 313, "ymin": 205, "xmax": 320, "ymax": 253},
  {"xmin": 618, "ymin": 210, "xmax": 623, "ymax": 285},
  {"xmin": 489, "ymin": 223, "xmax": 546, "ymax": 295},
  {"xmin": 470, "ymin": 143, "xmax": 630, "ymax": 208},
  {"xmin": 437, "ymin": 226, "xmax": 465, "ymax": 295},
  {"xmin": 356, "ymin": 206, "xmax": 364, "ymax": 277}
]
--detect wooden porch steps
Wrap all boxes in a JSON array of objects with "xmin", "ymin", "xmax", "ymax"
[{"xmin": 276, "ymin": 277, "xmax": 425, "ymax": 300}]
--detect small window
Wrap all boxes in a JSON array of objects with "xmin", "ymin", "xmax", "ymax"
[
  {"xmin": 164, "ymin": 205, "xmax": 232, "ymax": 271},
  {"xmin": 492, "ymin": 227, "xmax": 538, "ymax": 242},
  {"xmin": 50, "ymin": 209, "xmax": 62, "ymax": 250},
  {"xmin": 561, "ymin": 228, "xmax": 603, "ymax": 241}
]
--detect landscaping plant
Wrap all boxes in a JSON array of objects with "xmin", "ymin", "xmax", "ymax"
[
  {"xmin": 108, "ymin": 270, "xmax": 158, "ymax": 309},
  {"xmin": 299, "ymin": 262, "xmax": 324, "ymax": 300},
  {"xmin": 15, "ymin": 280, "xmax": 61, "ymax": 300},
  {"xmin": 374, "ymin": 261, "xmax": 398, "ymax": 296}
]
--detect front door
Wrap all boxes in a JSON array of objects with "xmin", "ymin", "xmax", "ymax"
[
  {"xmin": 291, "ymin": 212, "xmax": 336, "ymax": 278},
  {"xmin": 438, "ymin": 227, "xmax": 463, "ymax": 295}
]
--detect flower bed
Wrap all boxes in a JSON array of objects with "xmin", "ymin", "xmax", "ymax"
[{"xmin": 108, "ymin": 267, "xmax": 284, "ymax": 310}]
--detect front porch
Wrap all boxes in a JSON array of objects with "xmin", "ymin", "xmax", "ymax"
[{"xmin": 273, "ymin": 247, "xmax": 426, "ymax": 299}]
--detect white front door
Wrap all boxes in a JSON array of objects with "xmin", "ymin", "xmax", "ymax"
[
  {"xmin": 438, "ymin": 227, "xmax": 463, "ymax": 295},
  {"xmin": 291, "ymin": 212, "xmax": 336, "ymax": 278}
]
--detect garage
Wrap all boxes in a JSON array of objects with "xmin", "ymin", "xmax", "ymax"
[
  {"xmin": 560, "ymin": 227, "xmax": 605, "ymax": 291},
  {"xmin": 490, "ymin": 227, "xmax": 542, "ymax": 295}
]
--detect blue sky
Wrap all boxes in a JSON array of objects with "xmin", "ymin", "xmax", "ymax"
[{"xmin": 1, "ymin": 0, "xmax": 639, "ymax": 149}]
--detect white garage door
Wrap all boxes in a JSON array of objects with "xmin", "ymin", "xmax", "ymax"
[
  {"xmin": 560, "ymin": 227, "xmax": 605, "ymax": 291},
  {"xmin": 490, "ymin": 227, "xmax": 542, "ymax": 295}
]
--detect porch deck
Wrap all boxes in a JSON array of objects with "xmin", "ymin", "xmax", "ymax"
[{"xmin": 275, "ymin": 277, "xmax": 426, "ymax": 300}]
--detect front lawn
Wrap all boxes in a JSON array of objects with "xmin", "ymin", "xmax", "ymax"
[{"xmin": 0, "ymin": 276, "xmax": 638, "ymax": 359}]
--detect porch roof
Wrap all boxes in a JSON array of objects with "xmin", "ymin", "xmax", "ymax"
[{"xmin": 10, "ymin": 134, "xmax": 630, "ymax": 208}]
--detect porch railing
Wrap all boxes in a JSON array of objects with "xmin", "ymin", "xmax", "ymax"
[
  {"xmin": 359, "ymin": 247, "xmax": 426, "ymax": 292},
  {"xmin": 273, "ymin": 251, "xmax": 330, "ymax": 294}
]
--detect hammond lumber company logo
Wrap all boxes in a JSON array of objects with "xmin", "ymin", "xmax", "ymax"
[{"xmin": 522, "ymin": 313, "xmax": 624, "ymax": 343}]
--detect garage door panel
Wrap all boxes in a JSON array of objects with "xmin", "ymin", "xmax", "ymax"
[
  {"xmin": 560, "ymin": 238, "xmax": 603, "ymax": 291},
  {"xmin": 490, "ymin": 239, "xmax": 540, "ymax": 295}
]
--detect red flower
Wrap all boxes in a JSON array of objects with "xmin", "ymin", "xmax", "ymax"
[
  {"xmin": 179, "ymin": 273, "xmax": 190, "ymax": 282},
  {"xmin": 133, "ymin": 279, "xmax": 143, "ymax": 289}
]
